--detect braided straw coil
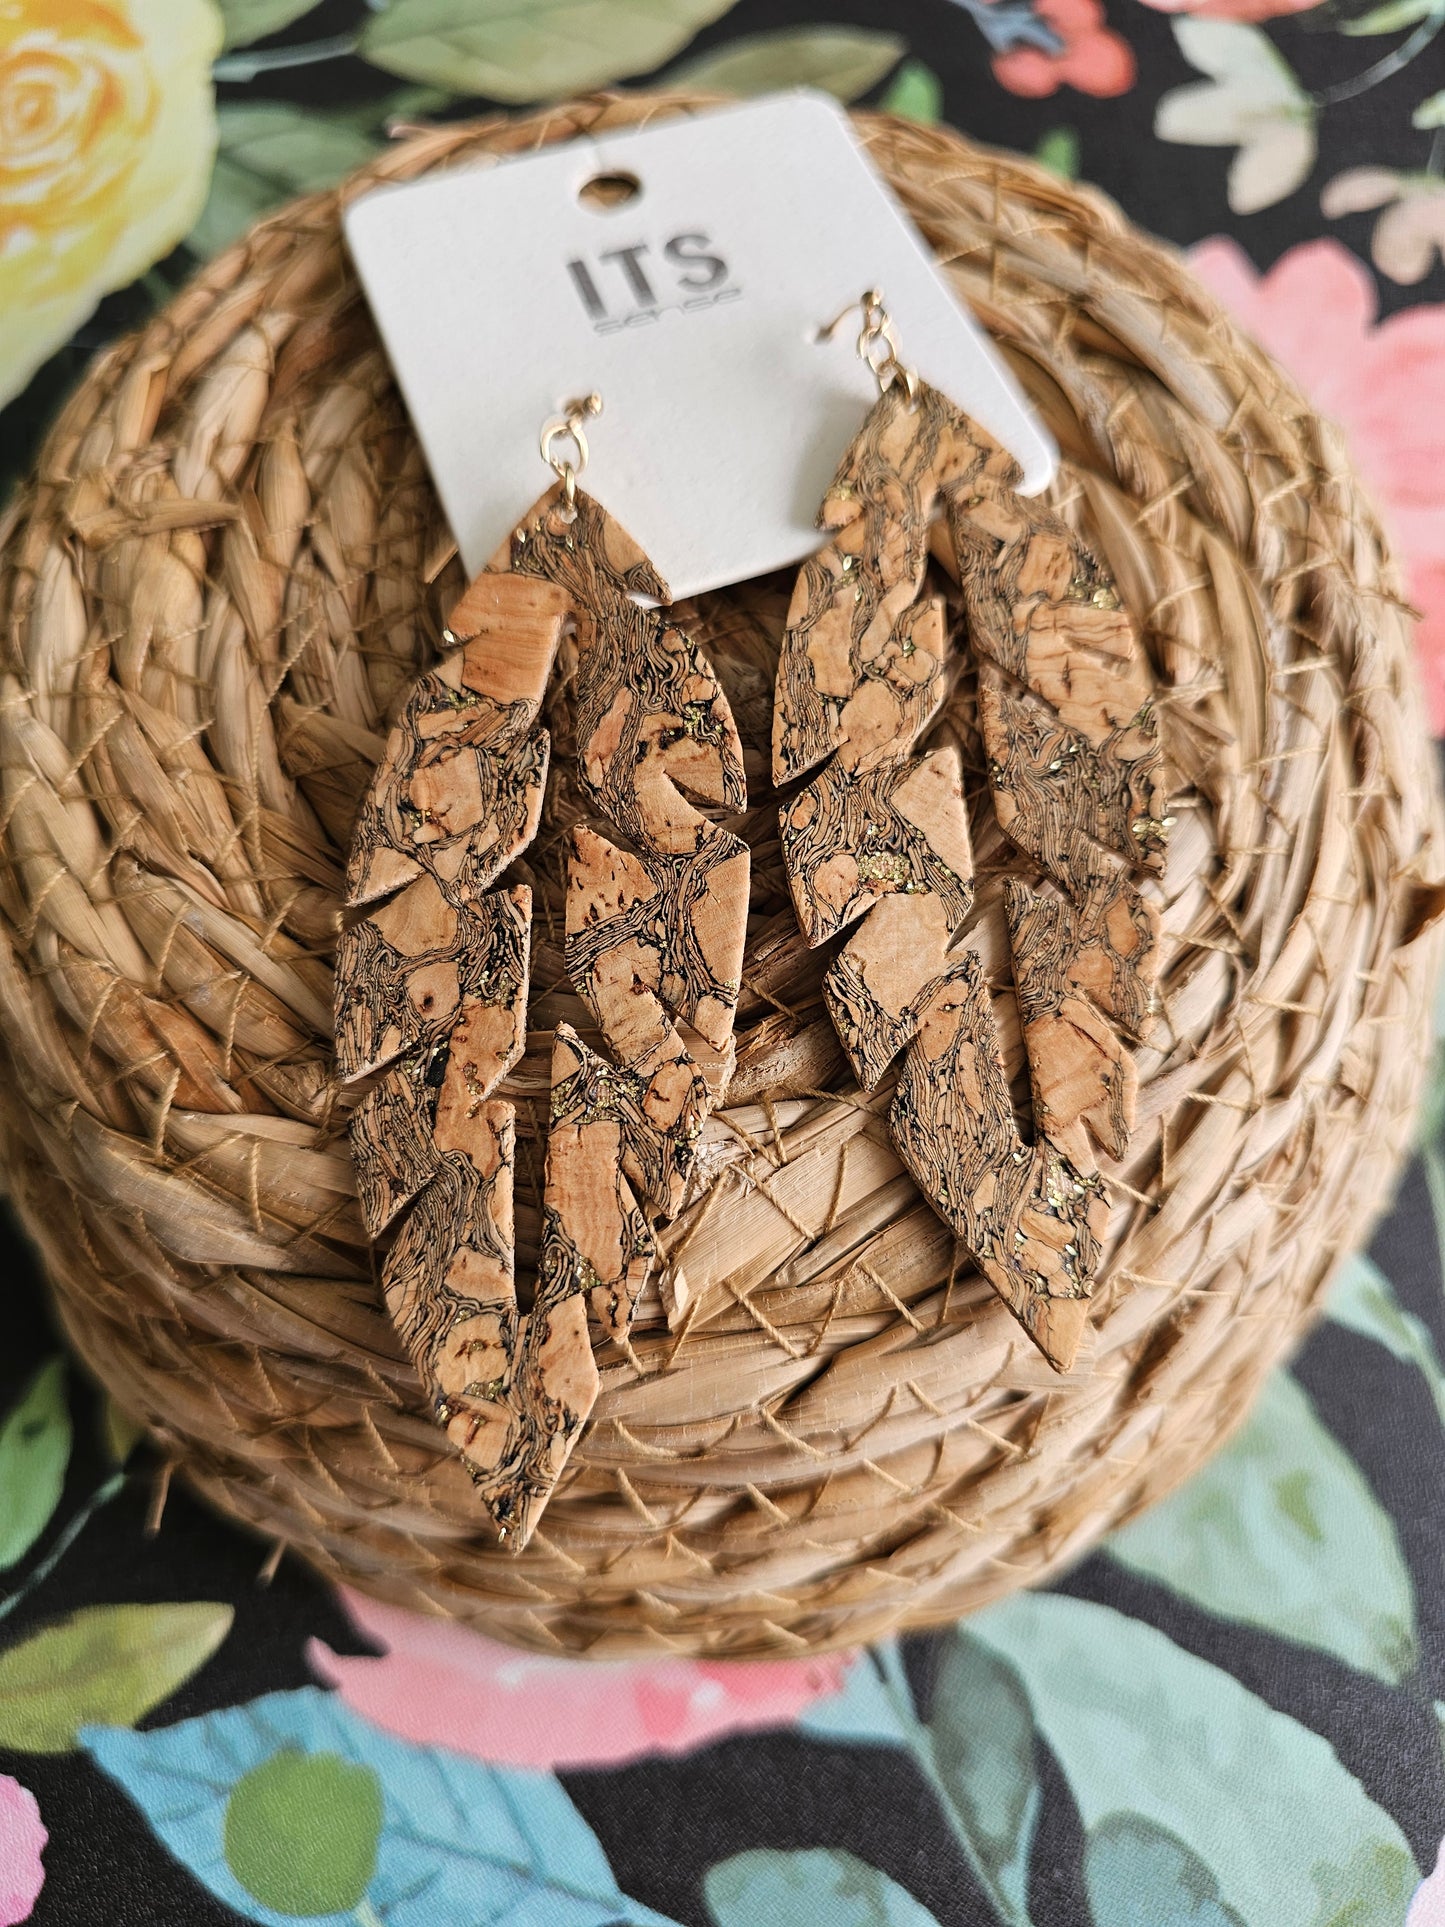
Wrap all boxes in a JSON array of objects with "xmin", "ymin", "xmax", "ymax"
[{"xmin": 1, "ymin": 96, "xmax": 1441, "ymax": 1658}]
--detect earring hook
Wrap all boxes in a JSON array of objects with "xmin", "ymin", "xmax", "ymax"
[
  {"xmin": 540, "ymin": 392, "xmax": 603, "ymax": 506},
  {"xmin": 817, "ymin": 289, "xmax": 917, "ymax": 402}
]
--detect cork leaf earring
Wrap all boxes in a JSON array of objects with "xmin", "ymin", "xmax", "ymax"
[
  {"xmin": 773, "ymin": 294, "xmax": 1169, "ymax": 1371},
  {"xmin": 334, "ymin": 396, "xmax": 748, "ymax": 1546}
]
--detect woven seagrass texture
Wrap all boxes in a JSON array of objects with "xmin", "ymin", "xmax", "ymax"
[{"xmin": 1, "ymin": 95, "xmax": 1441, "ymax": 1658}]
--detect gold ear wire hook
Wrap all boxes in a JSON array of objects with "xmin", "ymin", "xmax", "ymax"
[
  {"xmin": 816, "ymin": 288, "xmax": 883, "ymax": 343},
  {"xmin": 817, "ymin": 289, "xmax": 917, "ymax": 402},
  {"xmin": 540, "ymin": 392, "xmax": 603, "ymax": 506}
]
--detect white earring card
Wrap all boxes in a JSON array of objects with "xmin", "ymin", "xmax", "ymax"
[{"xmin": 344, "ymin": 92, "xmax": 1057, "ymax": 600}]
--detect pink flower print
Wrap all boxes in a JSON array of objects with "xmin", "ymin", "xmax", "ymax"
[
  {"xmin": 309, "ymin": 1587, "xmax": 849, "ymax": 1771},
  {"xmin": 1190, "ymin": 236, "xmax": 1445, "ymax": 731},
  {"xmin": 0, "ymin": 1777, "xmax": 45, "ymax": 1927},
  {"xmin": 989, "ymin": 0, "xmax": 1137, "ymax": 98},
  {"xmin": 1410, "ymin": 1833, "xmax": 1445, "ymax": 1924}
]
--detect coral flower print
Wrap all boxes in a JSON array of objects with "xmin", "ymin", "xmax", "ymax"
[
  {"xmin": 0, "ymin": 0, "xmax": 221, "ymax": 406},
  {"xmin": 309, "ymin": 1588, "xmax": 848, "ymax": 1771},
  {"xmin": 1157, "ymin": 19, "xmax": 1315, "ymax": 213},
  {"xmin": 988, "ymin": 0, "xmax": 1136, "ymax": 98},
  {"xmin": 0, "ymin": 1777, "xmax": 45, "ymax": 1926},
  {"xmin": 1137, "ymin": 0, "xmax": 1322, "ymax": 20},
  {"xmin": 1191, "ymin": 236, "xmax": 1445, "ymax": 731}
]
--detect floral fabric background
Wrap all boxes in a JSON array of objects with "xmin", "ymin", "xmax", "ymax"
[{"xmin": 3, "ymin": 0, "xmax": 1445, "ymax": 1922}]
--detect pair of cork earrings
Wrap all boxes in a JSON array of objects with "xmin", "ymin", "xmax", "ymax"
[{"xmin": 333, "ymin": 291, "xmax": 1170, "ymax": 1548}]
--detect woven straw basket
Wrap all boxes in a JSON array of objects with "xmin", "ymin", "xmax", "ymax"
[{"xmin": 2, "ymin": 94, "xmax": 1442, "ymax": 1659}]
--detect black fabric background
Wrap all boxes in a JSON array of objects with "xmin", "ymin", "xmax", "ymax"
[{"xmin": 4, "ymin": 0, "xmax": 1445, "ymax": 1918}]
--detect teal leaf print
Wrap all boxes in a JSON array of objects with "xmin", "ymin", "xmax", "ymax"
[
  {"xmin": 802, "ymin": 1641, "xmax": 1037, "ymax": 1925},
  {"xmin": 799, "ymin": 1647, "xmax": 914, "ymax": 1747},
  {"xmin": 225, "ymin": 1749, "xmax": 382, "ymax": 1916},
  {"xmin": 927, "ymin": 1634, "xmax": 1039, "ymax": 1925},
  {"xmin": 704, "ymin": 1849, "xmax": 940, "ymax": 1926},
  {"xmin": 0, "ymin": 1603, "xmax": 232, "ymax": 1754},
  {"xmin": 954, "ymin": 0, "xmax": 1062, "ymax": 57},
  {"xmin": 83, "ymin": 1687, "xmax": 682, "ymax": 1927},
  {"xmin": 1329, "ymin": 1252, "xmax": 1445, "ymax": 1422},
  {"xmin": 1107, "ymin": 1369, "xmax": 1416, "ymax": 1683},
  {"xmin": 969, "ymin": 1594, "xmax": 1416, "ymax": 1927},
  {"xmin": 0, "ymin": 1358, "xmax": 70, "ymax": 1572},
  {"xmin": 1085, "ymin": 1814, "xmax": 1245, "ymax": 1927},
  {"xmin": 189, "ymin": 104, "xmax": 379, "ymax": 259}
]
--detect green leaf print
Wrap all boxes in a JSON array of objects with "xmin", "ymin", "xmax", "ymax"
[
  {"xmin": 880, "ymin": 60, "xmax": 943, "ymax": 121},
  {"xmin": 360, "ymin": 0, "xmax": 738, "ymax": 102},
  {"xmin": 0, "ymin": 1602, "xmax": 233, "ymax": 1753},
  {"xmin": 215, "ymin": 0, "xmax": 321, "ymax": 50},
  {"xmin": 1328, "ymin": 1251, "xmax": 1445, "ymax": 1424},
  {"xmin": 224, "ymin": 1748, "xmax": 382, "ymax": 1915},
  {"xmin": 0, "ymin": 1358, "xmax": 71, "ymax": 1572},
  {"xmin": 1035, "ymin": 127, "xmax": 1080, "ymax": 177},
  {"xmin": 667, "ymin": 27, "xmax": 906, "ymax": 101},
  {"xmin": 1108, "ymin": 1368, "xmax": 1416, "ymax": 1682},
  {"xmin": 188, "ymin": 104, "xmax": 379, "ymax": 258},
  {"xmin": 969, "ymin": 1593, "xmax": 1416, "ymax": 1927}
]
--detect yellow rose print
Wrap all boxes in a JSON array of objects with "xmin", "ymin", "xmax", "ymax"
[{"xmin": 0, "ymin": 0, "xmax": 221, "ymax": 406}]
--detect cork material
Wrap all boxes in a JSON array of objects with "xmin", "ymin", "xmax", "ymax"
[
  {"xmin": 0, "ymin": 95, "xmax": 1440, "ymax": 1657},
  {"xmin": 772, "ymin": 377, "xmax": 1170, "ymax": 1367},
  {"xmin": 336, "ymin": 475, "xmax": 752, "ymax": 1543}
]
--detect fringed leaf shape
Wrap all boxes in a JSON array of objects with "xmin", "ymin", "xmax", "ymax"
[
  {"xmin": 779, "ymin": 748, "xmax": 973, "ymax": 948},
  {"xmin": 336, "ymin": 582, "xmax": 571, "ymax": 1533},
  {"xmin": 935, "ymin": 442, "xmax": 1168, "ymax": 1175},
  {"xmin": 500, "ymin": 483, "xmax": 749, "ymax": 1205},
  {"xmin": 338, "ymin": 483, "xmax": 748, "ymax": 1547},
  {"xmin": 890, "ymin": 949, "xmax": 1108, "ymax": 1371},
  {"xmin": 772, "ymin": 384, "xmax": 977, "ymax": 786},
  {"xmin": 775, "ymin": 381, "xmax": 1168, "ymax": 1369}
]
